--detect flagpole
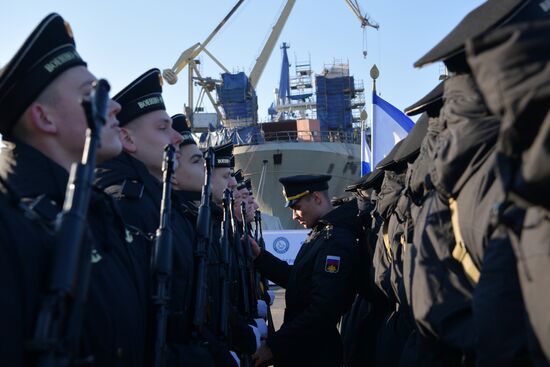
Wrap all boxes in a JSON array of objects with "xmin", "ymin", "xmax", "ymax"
[{"xmin": 370, "ymin": 64, "xmax": 379, "ymax": 167}]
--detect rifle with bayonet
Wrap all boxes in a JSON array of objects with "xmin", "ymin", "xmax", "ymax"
[
  {"xmin": 31, "ymin": 80, "xmax": 111, "ymax": 367},
  {"xmin": 151, "ymin": 144, "xmax": 176, "ymax": 367}
]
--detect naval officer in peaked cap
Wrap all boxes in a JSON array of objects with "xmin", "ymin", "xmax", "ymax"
[{"xmin": 249, "ymin": 174, "xmax": 361, "ymax": 367}]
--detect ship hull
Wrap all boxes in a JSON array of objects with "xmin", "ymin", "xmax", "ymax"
[{"xmin": 234, "ymin": 141, "xmax": 361, "ymax": 229}]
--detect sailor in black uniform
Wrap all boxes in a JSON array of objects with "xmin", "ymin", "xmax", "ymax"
[{"xmin": 0, "ymin": 13, "xmax": 148, "ymax": 367}]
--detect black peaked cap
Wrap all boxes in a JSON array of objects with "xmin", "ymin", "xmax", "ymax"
[
  {"xmin": 171, "ymin": 113, "xmax": 195, "ymax": 146},
  {"xmin": 279, "ymin": 174, "xmax": 331, "ymax": 208},
  {"xmin": 212, "ymin": 142, "xmax": 233, "ymax": 168},
  {"xmin": 414, "ymin": 0, "xmax": 550, "ymax": 69},
  {"xmin": 405, "ymin": 81, "xmax": 445, "ymax": 117},
  {"xmin": 114, "ymin": 68, "xmax": 165, "ymax": 126},
  {"xmin": 394, "ymin": 113, "xmax": 429, "ymax": 163},
  {"xmin": 0, "ymin": 13, "xmax": 87, "ymax": 135},
  {"xmin": 375, "ymin": 139, "xmax": 405, "ymax": 171}
]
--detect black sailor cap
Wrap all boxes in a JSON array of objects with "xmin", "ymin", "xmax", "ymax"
[
  {"xmin": 393, "ymin": 113, "xmax": 429, "ymax": 164},
  {"xmin": 114, "ymin": 68, "xmax": 166, "ymax": 126},
  {"xmin": 414, "ymin": 0, "xmax": 550, "ymax": 71},
  {"xmin": 171, "ymin": 114, "xmax": 196, "ymax": 146},
  {"xmin": 212, "ymin": 142, "xmax": 234, "ymax": 168},
  {"xmin": 375, "ymin": 139, "xmax": 405, "ymax": 171},
  {"xmin": 0, "ymin": 13, "xmax": 87, "ymax": 135},
  {"xmin": 232, "ymin": 168, "xmax": 244, "ymax": 182},
  {"xmin": 404, "ymin": 81, "xmax": 445, "ymax": 117},
  {"xmin": 279, "ymin": 174, "xmax": 331, "ymax": 208},
  {"xmin": 346, "ymin": 169, "xmax": 384, "ymax": 192}
]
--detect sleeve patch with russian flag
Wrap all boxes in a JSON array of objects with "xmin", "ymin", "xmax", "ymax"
[{"xmin": 325, "ymin": 255, "xmax": 341, "ymax": 273}]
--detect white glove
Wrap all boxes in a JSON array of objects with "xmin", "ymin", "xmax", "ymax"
[
  {"xmin": 229, "ymin": 351, "xmax": 241, "ymax": 367},
  {"xmin": 267, "ymin": 290, "xmax": 275, "ymax": 305},
  {"xmin": 254, "ymin": 318, "xmax": 269, "ymax": 339},
  {"xmin": 257, "ymin": 299, "xmax": 268, "ymax": 319},
  {"xmin": 248, "ymin": 324, "xmax": 262, "ymax": 350}
]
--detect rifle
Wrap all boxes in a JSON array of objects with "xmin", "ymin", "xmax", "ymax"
[
  {"xmin": 254, "ymin": 210, "xmax": 276, "ymax": 336},
  {"xmin": 229, "ymin": 196, "xmax": 254, "ymax": 367},
  {"xmin": 218, "ymin": 189, "xmax": 232, "ymax": 341},
  {"xmin": 151, "ymin": 144, "xmax": 176, "ymax": 367},
  {"xmin": 192, "ymin": 147, "xmax": 214, "ymax": 335},
  {"xmin": 240, "ymin": 202, "xmax": 259, "ymax": 318},
  {"xmin": 31, "ymin": 80, "xmax": 111, "ymax": 367},
  {"xmin": 230, "ymin": 195, "xmax": 251, "ymax": 321}
]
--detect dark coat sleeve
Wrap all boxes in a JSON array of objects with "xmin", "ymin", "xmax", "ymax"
[
  {"xmin": 0, "ymin": 225, "xmax": 23, "ymax": 367},
  {"xmin": 266, "ymin": 230, "xmax": 357, "ymax": 359},
  {"xmin": 254, "ymin": 249, "xmax": 292, "ymax": 288}
]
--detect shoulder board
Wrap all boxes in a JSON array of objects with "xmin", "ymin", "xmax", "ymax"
[
  {"xmin": 121, "ymin": 180, "xmax": 144, "ymax": 199},
  {"xmin": 24, "ymin": 194, "xmax": 61, "ymax": 223},
  {"xmin": 322, "ymin": 223, "xmax": 334, "ymax": 240}
]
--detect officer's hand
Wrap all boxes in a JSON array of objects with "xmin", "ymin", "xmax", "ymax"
[
  {"xmin": 252, "ymin": 342, "xmax": 273, "ymax": 367},
  {"xmin": 244, "ymin": 235, "xmax": 261, "ymax": 259}
]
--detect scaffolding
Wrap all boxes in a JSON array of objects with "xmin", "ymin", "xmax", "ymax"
[{"xmin": 316, "ymin": 61, "xmax": 364, "ymax": 131}]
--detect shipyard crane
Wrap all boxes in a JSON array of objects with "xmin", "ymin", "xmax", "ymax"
[
  {"xmin": 163, "ymin": 0, "xmax": 296, "ymax": 126},
  {"xmin": 248, "ymin": 0, "xmax": 296, "ymax": 89},
  {"xmin": 343, "ymin": 0, "xmax": 379, "ymax": 57},
  {"xmin": 162, "ymin": 0, "xmax": 245, "ymax": 125}
]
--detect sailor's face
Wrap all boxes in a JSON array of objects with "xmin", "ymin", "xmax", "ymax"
[
  {"xmin": 42, "ymin": 66, "xmax": 122, "ymax": 163},
  {"xmin": 227, "ymin": 174, "xmax": 238, "ymax": 191},
  {"xmin": 174, "ymin": 143, "xmax": 204, "ymax": 192},
  {"xmin": 120, "ymin": 110, "xmax": 182, "ymax": 178},
  {"xmin": 245, "ymin": 194, "xmax": 256, "ymax": 222},
  {"xmin": 212, "ymin": 167, "xmax": 231, "ymax": 204},
  {"xmin": 234, "ymin": 187, "xmax": 248, "ymax": 219}
]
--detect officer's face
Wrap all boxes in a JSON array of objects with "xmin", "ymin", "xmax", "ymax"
[
  {"xmin": 39, "ymin": 66, "xmax": 122, "ymax": 164},
  {"xmin": 120, "ymin": 110, "xmax": 182, "ymax": 180},
  {"xmin": 174, "ymin": 143, "xmax": 204, "ymax": 192},
  {"xmin": 291, "ymin": 194, "xmax": 320, "ymax": 228},
  {"xmin": 212, "ymin": 167, "xmax": 231, "ymax": 204}
]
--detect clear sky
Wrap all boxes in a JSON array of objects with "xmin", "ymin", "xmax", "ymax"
[{"xmin": 1, "ymin": 0, "xmax": 485, "ymax": 124}]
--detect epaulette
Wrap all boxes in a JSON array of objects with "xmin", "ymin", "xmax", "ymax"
[
  {"xmin": 19, "ymin": 194, "xmax": 61, "ymax": 234},
  {"xmin": 26, "ymin": 194, "xmax": 60, "ymax": 222},
  {"xmin": 120, "ymin": 179, "xmax": 144, "ymax": 199},
  {"xmin": 315, "ymin": 220, "xmax": 334, "ymax": 240},
  {"xmin": 323, "ymin": 223, "xmax": 334, "ymax": 240}
]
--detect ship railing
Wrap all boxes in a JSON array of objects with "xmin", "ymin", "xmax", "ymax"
[{"xmin": 255, "ymin": 130, "xmax": 361, "ymax": 145}]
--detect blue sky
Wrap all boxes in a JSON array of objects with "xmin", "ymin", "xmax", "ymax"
[{"xmin": 1, "ymin": 0, "xmax": 485, "ymax": 124}]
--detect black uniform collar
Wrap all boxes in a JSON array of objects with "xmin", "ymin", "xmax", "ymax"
[
  {"xmin": 3, "ymin": 139, "xmax": 68, "ymax": 204},
  {"xmin": 314, "ymin": 200, "xmax": 361, "ymax": 235},
  {"xmin": 96, "ymin": 151, "xmax": 160, "ymax": 191},
  {"xmin": 175, "ymin": 189, "xmax": 202, "ymax": 202}
]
